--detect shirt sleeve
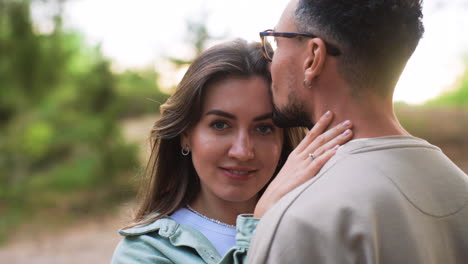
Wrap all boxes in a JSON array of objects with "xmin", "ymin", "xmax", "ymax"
[
  {"xmin": 111, "ymin": 236, "xmax": 174, "ymax": 264},
  {"xmin": 217, "ymin": 214, "xmax": 260, "ymax": 264}
]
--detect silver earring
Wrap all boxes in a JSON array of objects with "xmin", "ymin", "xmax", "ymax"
[
  {"xmin": 181, "ymin": 144, "xmax": 190, "ymax": 156},
  {"xmin": 303, "ymin": 79, "xmax": 312, "ymax": 89}
]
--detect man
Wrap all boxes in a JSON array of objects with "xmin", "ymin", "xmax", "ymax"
[{"xmin": 248, "ymin": 0, "xmax": 468, "ymax": 263}]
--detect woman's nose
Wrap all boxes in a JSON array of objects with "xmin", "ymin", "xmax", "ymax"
[{"xmin": 227, "ymin": 133, "xmax": 254, "ymax": 161}]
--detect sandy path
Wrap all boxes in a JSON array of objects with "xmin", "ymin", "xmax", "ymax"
[{"xmin": 0, "ymin": 203, "xmax": 133, "ymax": 264}]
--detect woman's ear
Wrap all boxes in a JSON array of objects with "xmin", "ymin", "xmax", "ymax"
[
  {"xmin": 180, "ymin": 131, "xmax": 190, "ymax": 148},
  {"xmin": 303, "ymin": 38, "xmax": 327, "ymax": 86}
]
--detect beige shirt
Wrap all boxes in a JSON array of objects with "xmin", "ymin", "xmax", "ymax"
[{"xmin": 248, "ymin": 136, "xmax": 468, "ymax": 264}]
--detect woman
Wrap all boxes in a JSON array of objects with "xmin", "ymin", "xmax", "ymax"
[{"xmin": 112, "ymin": 39, "xmax": 352, "ymax": 264}]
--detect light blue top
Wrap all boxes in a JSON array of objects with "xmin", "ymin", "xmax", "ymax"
[
  {"xmin": 111, "ymin": 213, "xmax": 259, "ymax": 264},
  {"xmin": 170, "ymin": 208, "xmax": 236, "ymax": 256}
]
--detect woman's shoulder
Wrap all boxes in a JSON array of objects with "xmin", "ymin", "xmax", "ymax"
[
  {"xmin": 112, "ymin": 217, "xmax": 178, "ymax": 263},
  {"xmin": 113, "ymin": 216, "xmax": 220, "ymax": 264},
  {"xmin": 118, "ymin": 216, "xmax": 177, "ymax": 237}
]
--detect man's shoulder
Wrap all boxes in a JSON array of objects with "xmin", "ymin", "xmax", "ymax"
[
  {"xmin": 285, "ymin": 138, "xmax": 468, "ymax": 220},
  {"xmin": 249, "ymin": 138, "xmax": 468, "ymax": 264},
  {"xmin": 322, "ymin": 136, "xmax": 464, "ymax": 188}
]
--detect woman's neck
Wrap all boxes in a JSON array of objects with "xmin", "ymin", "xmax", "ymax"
[{"xmin": 190, "ymin": 193, "xmax": 258, "ymax": 226}]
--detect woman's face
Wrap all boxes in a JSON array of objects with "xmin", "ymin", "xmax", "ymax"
[{"xmin": 182, "ymin": 76, "xmax": 284, "ymax": 206}]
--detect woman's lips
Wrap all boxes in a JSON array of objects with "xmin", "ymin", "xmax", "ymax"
[{"xmin": 220, "ymin": 167, "xmax": 257, "ymax": 180}]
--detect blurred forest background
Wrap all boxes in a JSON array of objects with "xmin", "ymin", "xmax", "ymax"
[
  {"xmin": 0, "ymin": 0, "xmax": 170, "ymax": 244},
  {"xmin": 0, "ymin": 0, "xmax": 467, "ymax": 262}
]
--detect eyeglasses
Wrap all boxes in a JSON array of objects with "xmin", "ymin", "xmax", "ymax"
[{"xmin": 259, "ymin": 29, "xmax": 341, "ymax": 61}]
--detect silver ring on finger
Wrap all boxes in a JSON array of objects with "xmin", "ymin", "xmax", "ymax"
[{"xmin": 308, "ymin": 153, "xmax": 316, "ymax": 160}]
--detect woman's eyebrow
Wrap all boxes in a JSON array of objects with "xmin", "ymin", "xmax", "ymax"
[
  {"xmin": 205, "ymin": 109, "xmax": 235, "ymax": 119},
  {"xmin": 205, "ymin": 110, "xmax": 272, "ymax": 122},
  {"xmin": 254, "ymin": 113, "xmax": 273, "ymax": 121}
]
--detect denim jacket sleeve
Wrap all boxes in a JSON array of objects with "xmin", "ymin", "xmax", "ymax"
[{"xmin": 218, "ymin": 214, "xmax": 260, "ymax": 264}]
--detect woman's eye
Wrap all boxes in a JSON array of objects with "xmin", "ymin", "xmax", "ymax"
[
  {"xmin": 257, "ymin": 124, "xmax": 274, "ymax": 134},
  {"xmin": 211, "ymin": 121, "xmax": 229, "ymax": 130}
]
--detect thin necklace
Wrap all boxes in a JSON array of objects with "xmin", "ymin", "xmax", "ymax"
[{"xmin": 186, "ymin": 204, "xmax": 236, "ymax": 229}]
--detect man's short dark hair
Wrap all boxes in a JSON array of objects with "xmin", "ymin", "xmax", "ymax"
[{"xmin": 295, "ymin": 0, "xmax": 424, "ymax": 96}]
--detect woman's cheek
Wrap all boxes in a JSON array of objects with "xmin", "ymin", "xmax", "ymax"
[{"xmin": 257, "ymin": 137, "xmax": 283, "ymax": 165}]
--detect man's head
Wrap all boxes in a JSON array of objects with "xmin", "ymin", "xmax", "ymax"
[{"xmin": 265, "ymin": 0, "xmax": 424, "ymax": 127}]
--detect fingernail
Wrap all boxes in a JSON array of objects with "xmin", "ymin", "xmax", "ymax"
[
  {"xmin": 324, "ymin": 111, "xmax": 331, "ymax": 118},
  {"xmin": 342, "ymin": 120, "xmax": 351, "ymax": 127},
  {"xmin": 333, "ymin": 145, "xmax": 340, "ymax": 150},
  {"xmin": 343, "ymin": 129, "xmax": 351, "ymax": 136}
]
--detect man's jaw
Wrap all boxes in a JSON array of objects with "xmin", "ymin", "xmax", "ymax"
[{"xmin": 272, "ymin": 104, "xmax": 314, "ymax": 129}]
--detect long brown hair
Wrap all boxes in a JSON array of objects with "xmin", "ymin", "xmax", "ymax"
[{"xmin": 126, "ymin": 39, "xmax": 305, "ymax": 228}]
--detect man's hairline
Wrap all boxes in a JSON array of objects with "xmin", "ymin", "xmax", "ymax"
[{"xmin": 292, "ymin": 3, "xmax": 343, "ymax": 51}]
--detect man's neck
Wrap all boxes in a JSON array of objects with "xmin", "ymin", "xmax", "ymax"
[{"xmin": 312, "ymin": 92, "xmax": 409, "ymax": 139}]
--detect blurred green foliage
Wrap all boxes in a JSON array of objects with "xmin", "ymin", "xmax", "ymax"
[
  {"xmin": 427, "ymin": 56, "xmax": 468, "ymax": 108},
  {"xmin": 115, "ymin": 69, "xmax": 167, "ymax": 118},
  {"xmin": 429, "ymin": 80, "xmax": 468, "ymax": 107},
  {"xmin": 0, "ymin": 0, "xmax": 167, "ymax": 243}
]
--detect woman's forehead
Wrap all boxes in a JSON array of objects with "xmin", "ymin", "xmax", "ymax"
[{"xmin": 202, "ymin": 76, "xmax": 273, "ymax": 114}]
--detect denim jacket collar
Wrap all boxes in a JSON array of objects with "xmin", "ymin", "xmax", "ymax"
[{"xmin": 119, "ymin": 217, "xmax": 222, "ymax": 264}]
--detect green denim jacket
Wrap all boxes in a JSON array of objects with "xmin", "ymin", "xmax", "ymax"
[{"xmin": 111, "ymin": 214, "xmax": 258, "ymax": 264}]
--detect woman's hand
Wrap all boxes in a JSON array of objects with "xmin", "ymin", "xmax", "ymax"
[{"xmin": 254, "ymin": 111, "xmax": 353, "ymax": 218}]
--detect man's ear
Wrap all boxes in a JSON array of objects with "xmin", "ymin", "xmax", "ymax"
[{"xmin": 303, "ymin": 38, "xmax": 327, "ymax": 85}]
